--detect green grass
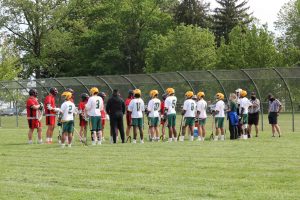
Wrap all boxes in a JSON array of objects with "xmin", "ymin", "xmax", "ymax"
[{"xmin": 0, "ymin": 114, "xmax": 299, "ymax": 200}]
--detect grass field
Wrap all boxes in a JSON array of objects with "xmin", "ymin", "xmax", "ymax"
[{"xmin": 0, "ymin": 114, "xmax": 299, "ymax": 200}]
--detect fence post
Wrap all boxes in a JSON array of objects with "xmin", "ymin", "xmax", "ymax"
[
  {"xmin": 273, "ymin": 68, "xmax": 295, "ymax": 132},
  {"xmin": 73, "ymin": 77, "xmax": 90, "ymax": 93},
  {"xmin": 176, "ymin": 71, "xmax": 195, "ymax": 93},
  {"xmin": 121, "ymin": 75, "xmax": 136, "ymax": 89},
  {"xmin": 207, "ymin": 70, "xmax": 229, "ymax": 102},
  {"xmin": 148, "ymin": 74, "xmax": 165, "ymax": 92},
  {"xmin": 241, "ymin": 69, "xmax": 264, "ymax": 131}
]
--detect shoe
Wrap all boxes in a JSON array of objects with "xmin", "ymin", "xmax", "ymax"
[
  {"xmin": 190, "ymin": 136, "xmax": 194, "ymax": 141},
  {"xmin": 97, "ymin": 141, "xmax": 102, "ymax": 145},
  {"xmin": 214, "ymin": 136, "xmax": 218, "ymax": 141},
  {"xmin": 61, "ymin": 144, "xmax": 65, "ymax": 148},
  {"xmin": 38, "ymin": 140, "xmax": 43, "ymax": 144},
  {"xmin": 140, "ymin": 139, "xmax": 144, "ymax": 144},
  {"xmin": 173, "ymin": 138, "xmax": 178, "ymax": 142},
  {"xmin": 68, "ymin": 144, "xmax": 72, "ymax": 148},
  {"xmin": 168, "ymin": 138, "xmax": 172, "ymax": 142},
  {"xmin": 58, "ymin": 140, "xmax": 62, "ymax": 144},
  {"xmin": 28, "ymin": 140, "xmax": 33, "ymax": 144},
  {"xmin": 198, "ymin": 136, "xmax": 202, "ymax": 141},
  {"xmin": 220, "ymin": 135, "xmax": 225, "ymax": 141},
  {"xmin": 92, "ymin": 141, "xmax": 96, "ymax": 145},
  {"xmin": 179, "ymin": 136, "xmax": 184, "ymax": 142},
  {"xmin": 132, "ymin": 139, "xmax": 137, "ymax": 144}
]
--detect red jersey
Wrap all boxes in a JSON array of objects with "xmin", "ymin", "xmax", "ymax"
[
  {"xmin": 78, "ymin": 101, "xmax": 87, "ymax": 120},
  {"xmin": 160, "ymin": 101, "xmax": 165, "ymax": 114},
  {"xmin": 27, "ymin": 96, "xmax": 39, "ymax": 119},
  {"xmin": 125, "ymin": 98, "xmax": 133, "ymax": 111},
  {"xmin": 44, "ymin": 95, "xmax": 56, "ymax": 116}
]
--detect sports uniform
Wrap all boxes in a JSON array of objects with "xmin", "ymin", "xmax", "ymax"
[
  {"xmin": 61, "ymin": 100, "xmax": 76, "ymax": 134},
  {"xmin": 27, "ymin": 96, "xmax": 42, "ymax": 129},
  {"xmin": 215, "ymin": 100, "xmax": 225, "ymax": 128},
  {"xmin": 78, "ymin": 101, "xmax": 87, "ymax": 127},
  {"xmin": 164, "ymin": 96, "xmax": 177, "ymax": 127},
  {"xmin": 183, "ymin": 99, "xmax": 196, "ymax": 126},
  {"xmin": 239, "ymin": 97, "xmax": 252, "ymax": 126},
  {"xmin": 196, "ymin": 99, "xmax": 207, "ymax": 126},
  {"xmin": 128, "ymin": 98, "xmax": 145, "ymax": 128},
  {"xmin": 85, "ymin": 95, "xmax": 104, "ymax": 132},
  {"xmin": 44, "ymin": 95, "xmax": 56, "ymax": 126},
  {"xmin": 125, "ymin": 97, "xmax": 133, "ymax": 126},
  {"xmin": 147, "ymin": 98, "xmax": 161, "ymax": 127},
  {"xmin": 160, "ymin": 100, "xmax": 165, "ymax": 125}
]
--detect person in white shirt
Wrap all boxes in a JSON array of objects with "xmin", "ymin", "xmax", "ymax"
[
  {"xmin": 128, "ymin": 89, "xmax": 145, "ymax": 143},
  {"xmin": 164, "ymin": 88, "xmax": 178, "ymax": 142},
  {"xmin": 196, "ymin": 91, "xmax": 207, "ymax": 141},
  {"xmin": 60, "ymin": 92, "xmax": 76, "ymax": 148},
  {"xmin": 239, "ymin": 90, "xmax": 253, "ymax": 139},
  {"xmin": 213, "ymin": 93, "xmax": 226, "ymax": 141},
  {"xmin": 180, "ymin": 91, "xmax": 196, "ymax": 142},
  {"xmin": 85, "ymin": 87, "xmax": 104, "ymax": 145},
  {"xmin": 147, "ymin": 90, "xmax": 161, "ymax": 141}
]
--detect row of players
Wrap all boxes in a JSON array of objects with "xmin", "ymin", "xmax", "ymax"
[{"xmin": 26, "ymin": 86, "xmax": 281, "ymax": 146}]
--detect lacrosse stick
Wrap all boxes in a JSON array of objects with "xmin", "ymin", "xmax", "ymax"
[{"xmin": 177, "ymin": 115, "xmax": 185, "ymax": 141}]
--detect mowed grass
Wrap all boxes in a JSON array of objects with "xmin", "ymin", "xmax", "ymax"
[{"xmin": 0, "ymin": 114, "xmax": 299, "ymax": 200}]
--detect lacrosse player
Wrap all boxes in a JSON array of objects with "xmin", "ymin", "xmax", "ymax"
[
  {"xmin": 160, "ymin": 94, "xmax": 168, "ymax": 140},
  {"xmin": 239, "ymin": 90, "xmax": 253, "ymax": 139},
  {"xmin": 26, "ymin": 89, "xmax": 43, "ymax": 144},
  {"xmin": 147, "ymin": 90, "xmax": 161, "ymax": 141},
  {"xmin": 44, "ymin": 87, "xmax": 60, "ymax": 144},
  {"xmin": 128, "ymin": 89, "xmax": 145, "ymax": 144},
  {"xmin": 213, "ymin": 93, "xmax": 226, "ymax": 141},
  {"xmin": 99, "ymin": 92, "xmax": 107, "ymax": 141},
  {"xmin": 196, "ymin": 92, "xmax": 207, "ymax": 141},
  {"xmin": 125, "ymin": 90, "xmax": 134, "ymax": 142},
  {"xmin": 180, "ymin": 91, "xmax": 196, "ymax": 142},
  {"xmin": 78, "ymin": 93, "xmax": 89, "ymax": 143},
  {"xmin": 164, "ymin": 88, "xmax": 178, "ymax": 142},
  {"xmin": 60, "ymin": 92, "xmax": 76, "ymax": 148},
  {"xmin": 85, "ymin": 87, "xmax": 104, "ymax": 145}
]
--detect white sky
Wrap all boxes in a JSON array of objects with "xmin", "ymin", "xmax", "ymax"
[{"xmin": 207, "ymin": 0, "xmax": 291, "ymax": 32}]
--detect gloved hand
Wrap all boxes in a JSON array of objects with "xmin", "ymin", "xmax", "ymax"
[
  {"xmin": 57, "ymin": 121, "xmax": 62, "ymax": 127},
  {"xmin": 39, "ymin": 102, "xmax": 44, "ymax": 111},
  {"xmin": 53, "ymin": 108, "xmax": 61, "ymax": 113}
]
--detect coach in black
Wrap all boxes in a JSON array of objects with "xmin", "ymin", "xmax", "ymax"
[{"xmin": 106, "ymin": 89, "xmax": 126, "ymax": 143}]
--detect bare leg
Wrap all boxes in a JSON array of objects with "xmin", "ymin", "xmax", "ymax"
[
  {"xmin": 139, "ymin": 126, "xmax": 144, "ymax": 140},
  {"xmin": 68, "ymin": 134, "xmax": 73, "ymax": 144},
  {"xmin": 37, "ymin": 127, "xmax": 42, "ymax": 141},
  {"xmin": 275, "ymin": 124, "xmax": 281, "ymax": 137},
  {"xmin": 154, "ymin": 127, "xmax": 159, "ymax": 138},
  {"xmin": 255, "ymin": 125, "xmax": 259, "ymax": 137},
  {"xmin": 271, "ymin": 125, "xmax": 275, "ymax": 137},
  {"xmin": 202, "ymin": 125, "xmax": 206, "ymax": 138},
  {"xmin": 133, "ymin": 126, "xmax": 138, "ymax": 140},
  {"xmin": 28, "ymin": 129, "xmax": 34, "ymax": 141},
  {"xmin": 172, "ymin": 127, "xmax": 177, "ymax": 138}
]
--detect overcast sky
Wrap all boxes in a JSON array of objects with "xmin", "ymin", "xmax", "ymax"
[{"xmin": 207, "ymin": 0, "xmax": 291, "ymax": 32}]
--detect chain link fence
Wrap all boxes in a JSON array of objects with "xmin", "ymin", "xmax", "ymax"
[{"xmin": 0, "ymin": 67, "xmax": 299, "ymax": 131}]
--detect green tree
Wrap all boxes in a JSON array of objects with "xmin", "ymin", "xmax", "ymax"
[
  {"xmin": 214, "ymin": 0, "xmax": 252, "ymax": 45},
  {"xmin": 174, "ymin": 0, "xmax": 211, "ymax": 28},
  {"xmin": 275, "ymin": 0, "xmax": 300, "ymax": 66},
  {"xmin": 0, "ymin": 33, "xmax": 21, "ymax": 80},
  {"xmin": 57, "ymin": 0, "xmax": 174, "ymax": 76},
  {"xmin": 145, "ymin": 25, "xmax": 217, "ymax": 72},
  {"xmin": 0, "ymin": 0, "xmax": 77, "ymax": 78},
  {"xmin": 216, "ymin": 25, "xmax": 280, "ymax": 69}
]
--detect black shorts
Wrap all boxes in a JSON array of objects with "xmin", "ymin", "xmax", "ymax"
[
  {"xmin": 268, "ymin": 112, "xmax": 278, "ymax": 125},
  {"xmin": 248, "ymin": 112, "xmax": 259, "ymax": 125}
]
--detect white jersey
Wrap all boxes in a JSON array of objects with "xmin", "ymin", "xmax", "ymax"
[
  {"xmin": 85, "ymin": 95, "xmax": 103, "ymax": 117},
  {"xmin": 61, "ymin": 101, "xmax": 76, "ymax": 121},
  {"xmin": 128, "ymin": 98, "xmax": 145, "ymax": 118},
  {"xmin": 183, "ymin": 99, "xmax": 196, "ymax": 117},
  {"xmin": 240, "ymin": 97, "xmax": 252, "ymax": 114},
  {"xmin": 215, "ymin": 100, "xmax": 225, "ymax": 118},
  {"xmin": 164, "ymin": 96, "xmax": 177, "ymax": 115},
  {"xmin": 197, "ymin": 99, "xmax": 207, "ymax": 119},
  {"xmin": 147, "ymin": 98, "xmax": 161, "ymax": 118}
]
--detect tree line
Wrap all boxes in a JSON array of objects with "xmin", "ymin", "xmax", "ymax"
[{"xmin": 0, "ymin": 0, "xmax": 299, "ymax": 79}]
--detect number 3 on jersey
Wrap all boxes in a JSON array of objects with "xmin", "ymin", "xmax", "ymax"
[{"xmin": 96, "ymin": 100, "xmax": 100, "ymax": 109}]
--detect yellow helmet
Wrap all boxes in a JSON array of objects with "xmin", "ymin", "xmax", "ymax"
[
  {"xmin": 241, "ymin": 90, "xmax": 247, "ymax": 97},
  {"xmin": 150, "ymin": 90, "xmax": 159, "ymax": 98},
  {"xmin": 90, "ymin": 87, "xmax": 99, "ymax": 95},
  {"xmin": 216, "ymin": 92, "xmax": 224, "ymax": 100},
  {"xmin": 61, "ymin": 91, "xmax": 72, "ymax": 100},
  {"xmin": 133, "ymin": 89, "xmax": 141, "ymax": 96},
  {"xmin": 197, "ymin": 91, "xmax": 205, "ymax": 98},
  {"xmin": 185, "ymin": 91, "xmax": 194, "ymax": 98},
  {"xmin": 166, "ymin": 88, "xmax": 175, "ymax": 95}
]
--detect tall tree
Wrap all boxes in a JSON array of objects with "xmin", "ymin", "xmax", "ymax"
[
  {"xmin": 145, "ymin": 25, "xmax": 217, "ymax": 72},
  {"xmin": 0, "ymin": 0, "xmax": 77, "ymax": 78},
  {"xmin": 213, "ymin": 0, "xmax": 252, "ymax": 45},
  {"xmin": 174, "ymin": 0, "xmax": 211, "ymax": 28}
]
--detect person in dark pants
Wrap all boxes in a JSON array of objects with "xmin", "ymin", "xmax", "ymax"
[
  {"xmin": 106, "ymin": 89, "xmax": 126, "ymax": 143},
  {"xmin": 227, "ymin": 93, "xmax": 239, "ymax": 140}
]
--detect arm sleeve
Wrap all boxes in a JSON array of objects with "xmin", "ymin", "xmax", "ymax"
[
  {"xmin": 128, "ymin": 101, "xmax": 133, "ymax": 112},
  {"xmin": 183, "ymin": 101, "xmax": 188, "ymax": 111},
  {"xmin": 147, "ymin": 101, "xmax": 152, "ymax": 112},
  {"xmin": 85, "ymin": 99, "xmax": 91, "ymax": 111}
]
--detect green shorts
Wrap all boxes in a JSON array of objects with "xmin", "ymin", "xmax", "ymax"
[
  {"xmin": 184, "ymin": 117, "xmax": 195, "ymax": 126},
  {"xmin": 149, "ymin": 117, "xmax": 159, "ymax": 127},
  {"xmin": 242, "ymin": 114, "xmax": 248, "ymax": 125},
  {"xmin": 62, "ymin": 120, "xmax": 74, "ymax": 134},
  {"xmin": 167, "ymin": 114, "xmax": 176, "ymax": 127},
  {"xmin": 89, "ymin": 116, "xmax": 102, "ymax": 132},
  {"xmin": 215, "ymin": 117, "xmax": 225, "ymax": 128},
  {"xmin": 199, "ymin": 118, "xmax": 207, "ymax": 126},
  {"xmin": 132, "ymin": 118, "xmax": 143, "ymax": 127}
]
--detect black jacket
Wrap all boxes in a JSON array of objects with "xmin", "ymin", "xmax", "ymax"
[{"xmin": 106, "ymin": 95, "xmax": 126, "ymax": 116}]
